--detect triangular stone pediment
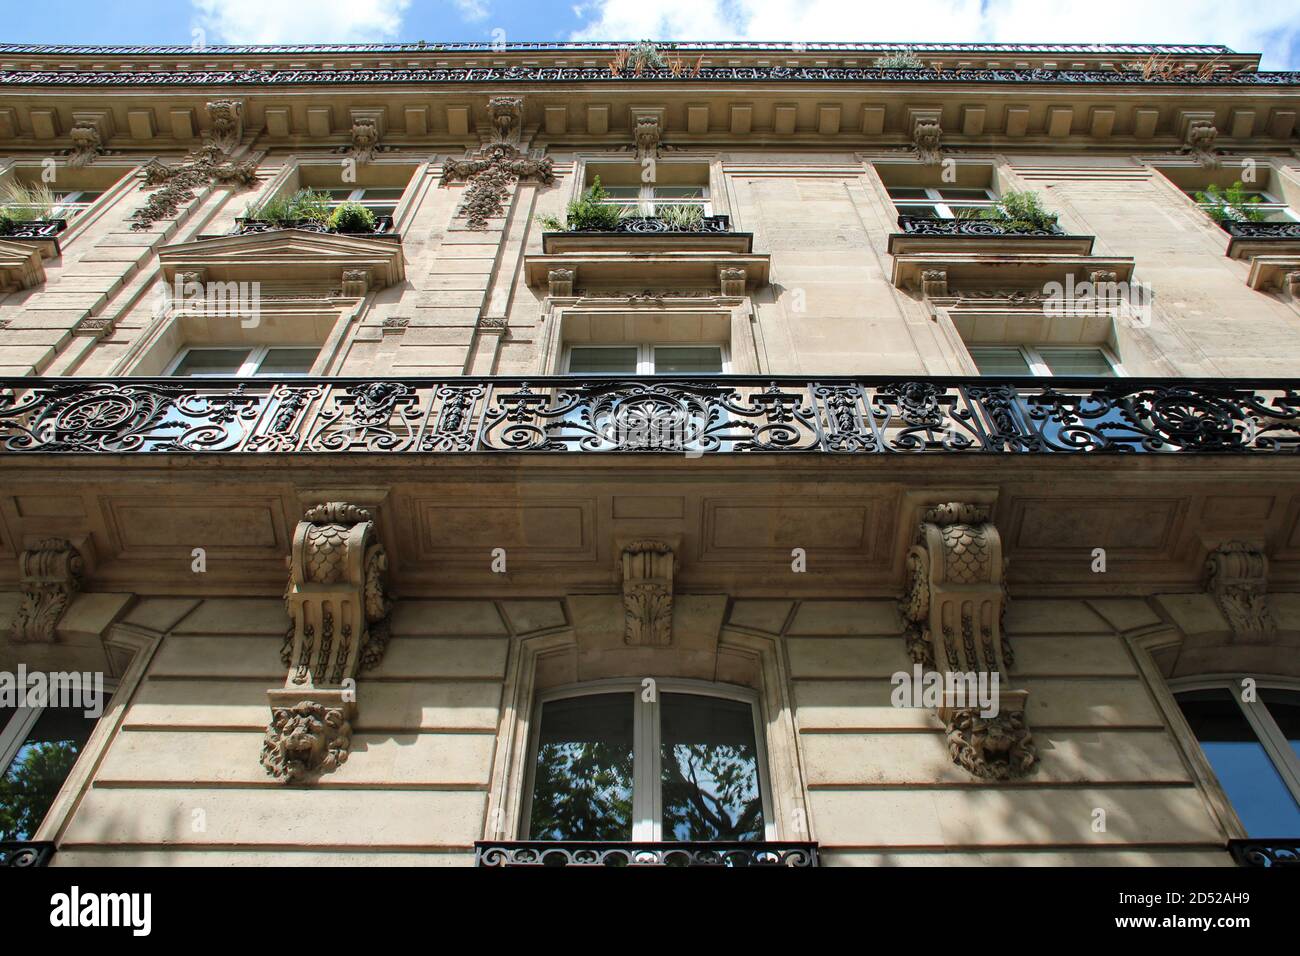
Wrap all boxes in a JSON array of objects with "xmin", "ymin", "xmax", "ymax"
[
  {"xmin": 158, "ymin": 228, "xmax": 405, "ymax": 291},
  {"xmin": 0, "ymin": 238, "xmax": 46, "ymax": 292}
]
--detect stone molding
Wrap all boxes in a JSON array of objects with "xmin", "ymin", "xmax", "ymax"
[
  {"xmin": 263, "ymin": 502, "xmax": 392, "ymax": 783},
  {"xmin": 621, "ymin": 539, "xmax": 674, "ymax": 646},
  {"xmin": 9, "ymin": 538, "xmax": 85, "ymax": 643}
]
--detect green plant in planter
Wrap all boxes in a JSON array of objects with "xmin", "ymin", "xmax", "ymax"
[
  {"xmin": 0, "ymin": 179, "xmax": 56, "ymax": 225},
  {"xmin": 327, "ymin": 202, "xmax": 377, "ymax": 233},
  {"xmin": 245, "ymin": 188, "xmax": 333, "ymax": 225},
  {"xmin": 958, "ymin": 190, "xmax": 1059, "ymax": 232},
  {"xmin": 536, "ymin": 177, "xmax": 628, "ymax": 232},
  {"xmin": 874, "ymin": 48, "xmax": 924, "ymax": 69},
  {"xmin": 655, "ymin": 203, "xmax": 705, "ymax": 231},
  {"xmin": 1194, "ymin": 182, "xmax": 1266, "ymax": 223}
]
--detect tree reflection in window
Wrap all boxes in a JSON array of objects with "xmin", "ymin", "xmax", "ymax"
[
  {"xmin": 660, "ymin": 693, "xmax": 764, "ymax": 841},
  {"xmin": 527, "ymin": 693, "xmax": 634, "ymax": 841},
  {"xmin": 0, "ymin": 706, "xmax": 96, "ymax": 841}
]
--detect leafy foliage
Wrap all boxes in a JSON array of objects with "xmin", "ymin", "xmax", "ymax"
[
  {"xmin": 245, "ymin": 188, "xmax": 333, "ymax": 225},
  {"xmin": 1194, "ymin": 181, "xmax": 1266, "ymax": 223},
  {"xmin": 875, "ymin": 49, "xmax": 924, "ymax": 69},
  {"xmin": 959, "ymin": 189, "xmax": 1060, "ymax": 232},
  {"xmin": 536, "ymin": 176, "xmax": 628, "ymax": 231},
  {"xmin": 327, "ymin": 201, "xmax": 378, "ymax": 233},
  {"xmin": 654, "ymin": 203, "xmax": 705, "ymax": 231},
  {"xmin": 0, "ymin": 179, "xmax": 56, "ymax": 227},
  {"xmin": 0, "ymin": 740, "xmax": 79, "ymax": 841}
]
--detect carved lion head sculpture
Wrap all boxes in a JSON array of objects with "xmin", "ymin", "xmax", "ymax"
[
  {"xmin": 260, "ymin": 701, "xmax": 352, "ymax": 783},
  {"xmin": 946, "ymin": 709, "xmax": 1037, "ymax": 780}
]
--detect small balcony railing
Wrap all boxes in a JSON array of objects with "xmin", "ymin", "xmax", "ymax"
[
  {"xmin": 1, "ymin": 841, "xmax": 56, "ymax": 867},
  {"xmin": 1, "ymin": 376, "xmax": 1297, "ymax": 456},
  {"xmin": 1228, "ymin": 839, "xmax": 1300, "ymax": 867},
  {"xmin": 1220, "ymin": 220, "xmax": 1300, "ymax": 241},
  {"xmin": 228, "ymin": 215, "xmax": 397, "ymax": 237},
  {"xmin": 475, "ymin": 840, "xmax": 819, "ymax": 867},
  {"xmin": 896, "ymin": 215, "xmax": 1066, "ymax": 237},
  {"xmin": 568, "ymin": 214, "xmax": 732, "ymax": 235}
]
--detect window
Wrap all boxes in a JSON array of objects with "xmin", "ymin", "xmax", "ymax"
[
  {"xmin": 49, "ymin": 189, "xmax": 105, "ymax": 220},
  {"xmin": 1176, "ymin": 686, "xmax": 1300, "ymax": 837},
  {"xmin": 595, "ymin": 183, "xmax": 710, "ymax": 217},
  {"xmin": 888, "ymin": 185, "xmax": 999, "ymax": 219},
  {"xmin": 0, "ymin": 689, "xmax": 112, "ymax": 841},
  {"xmin": 318, "ymin": 187, "xmax": 405, "ymax": 218},
  {"xmin": 166, "ymin": 346, "xmax": 319, "ymax": 377},
  {"xmin": 566, "ymin": 344, "xmax": 726, "ymax": 375},
  {"xmin": 968, "ymin": 345, "xmax": 1120, "ymax": 377},
  {"xmin": 523, "ymin": 683, "xmax": 771, "ymax": 841},
  {"xmin": 1183, "ymin": 186, "xmax": 1296, "ymax": 223}
]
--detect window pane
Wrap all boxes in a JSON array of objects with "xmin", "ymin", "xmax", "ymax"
[
  {"xmin": 356, "ymin": 188, "xmax": 405, "ymax": 201},
  {"xmin": 969, "ymin": 347, "xmax": 1033, "ymax": 376},
  {"xmin": 937, "ymin": 188, "xmax": 993, "ymax": 200},
  {"xmin": 1261, "ymin": 690, "xmax": 1300, "ymax": 763},
  {"xmin": 528, "ymin": 694, "xmax": 634, "ymax": 841},
  {"xmin": 568, "ymin": 347, "xmax": 638, "ymax": 374},
  {"xmin": 1178, "ymin": 689, "xmax": 1300, "ymax": 837},
  {"xmin": 598, "ymin": 186, "xmax": 641, "ymax": 200},
  {"xmin": 895, "ymin": 203, "xmax": 944, "ymax": 218},
  {"xmin": 256, "ymin": 348, "xmax": 319, "ymax": 376},
  {"xmin": 1, "ymin": 706, "xmax": 99, "ymax": 841},
  {"xmin": 886, "ymin": 186, "xmax": 930, "ymax": 199},
  {"xmin": 660, "ymin": 694, "xmax": 765, "ymax": 841},
  {"xmin": 653, "ymin": 346, "xmax": 722, "ymax": 374},
  {"xmin": 1040, "ymin": 348, "xmax": 1115, "ymax": 376},
  {"xmin": 653, "ymin": 186, "xmax": 706, "ymax": 200},
  {"xmin": 172, "ymin": 349, "xmax": 249, "ymax": 376}
]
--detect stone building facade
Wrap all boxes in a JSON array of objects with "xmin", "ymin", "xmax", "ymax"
[{"xmin": 0, "ymin": 40, "xmax": 1298, "ymax": 867}]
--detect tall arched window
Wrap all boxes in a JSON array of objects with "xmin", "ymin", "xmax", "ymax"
[
  {"xmin": 1174, "ymin": 681, "xmax": 1300, "ymax": 837},
  {"xmin": 521, "ymin": 681, "xmax": 773, "ymax": 842}
]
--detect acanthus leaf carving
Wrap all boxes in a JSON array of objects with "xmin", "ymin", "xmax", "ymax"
[
  {"xmin": 67, "ymin": 123, "xmax": 102, "ymax": 168},
  {"xmin": 9, "ymin": 538, "xmax": 84, "ymax": 643},
  {"xmin": 621, "ymin": 539, "xmax": 674, "ymax": 646},
  {"xmin": 1206, "ymin": 541, "xmax": 1276, "ymax": 642},
  {"xmin": 913, "ymin": 119, "xmax": 943, "ymax": 165},
  {"xmin": 206, "ymin": 99, "xmax": 244, "ymax": 153},
  {"xmin": 440, "ymin": 142, "xmax": 554, "ymax": 230}
]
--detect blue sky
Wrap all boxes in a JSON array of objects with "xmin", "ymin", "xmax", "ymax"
[{"xmin": 4, "ymin": 1, "xmax": 1297, "ymax": 70}]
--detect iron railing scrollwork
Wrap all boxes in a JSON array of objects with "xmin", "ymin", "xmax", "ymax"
[
  {"xmin": 1228, "ymin": 839, "xmax": 1300, "ymax": 867},
  {"xmin": 555, "ymin": 214, "xmax": 732, "ymax": 235},
  {"xmin": 1221, "ymin": 220, "xmax": 1300, "ymax": 241},
  {"xmin": 896, "ymin": 215, "xmax": 1066, "ymax": 237},
  {"xmin": 1, "ymin": 376, "xmax": 1298, "ymax": 456},
  {"xmin": 228, "ymin": 216, "xmax": 397, "ymax": 237},
  {"xmin": 1, "ymin": 841, "xmax": 56, "ymax": 867},
  {"xmin": 475, "ymin": 840, "xmax": 820, "ymax": 867},
  {"xmin": 0, "ymin": 218, "xmax": 67, "ymax": 241}
]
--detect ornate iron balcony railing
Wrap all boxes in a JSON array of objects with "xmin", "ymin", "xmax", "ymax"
[
  {"xmin": 475, "ymin": 840, "xmax": 819, "ymax": 867},
  {"xmin": 1, "ymin": 376, "xmax": 1297, "ymax": 456},
  {"xmin": 1228, "ymin": 839, "xmax": 1300, "ymax": 867},
  {"xmin": 1221, "ymin": 220, "xmax": 1300, "ymax": 240},
  {"xmin": 0, "ymin": 218, "xmax": 67, "ymax": 241},
  {"xmin": 554, "ymin": 214, "xmax": 732, "ymax": 235},
  {"xmin": 896, "ymin": 215, "xmax": 1066, "ymax": 237},
  {"xmin": 1, "ymin": 841, "xmax": 56, "ymax": 867},
  {"xmin": 228, "ymin": 216, "xmax": 397, "ymax": 238}
]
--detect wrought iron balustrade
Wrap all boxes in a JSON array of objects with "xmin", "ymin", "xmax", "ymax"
[
  {"xmin": 1, "ymin": 376, "xmax": 1297, "ymax": 456},
  {"xmin": 0, "ymin": 218, "xmax": 67, "ymax": 241},
  {"xmin": 1, "ymin": 841, "xmax": 55, "ymax": 867},
  {"xmin": 227, "ymin": 216, "xmax": 397, "ymax": 238},
  {"xmin": 896, "ymin": 215, "xmax": 1066, "ymax": 237},
  {"xmin": 1221, "ymin": 220, "xmax": 1300, "ymax": 241},
  {"xmin": 1228, "ymin": 839, "xmax": 1300, "ymax": 867},
  {"xmin": 475, "ymin": 840, "xmax": 819, "ymax": 867},
  {"xmin": 554, "ymin": 214, "xmax": 732, "ymax": 235}
]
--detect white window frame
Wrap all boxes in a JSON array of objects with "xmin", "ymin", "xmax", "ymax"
[
  {"xmin": 1171, "ymin": 677, "xmax": 1300, "ymax": 814},
  {"xmin": 888, "ymin": 185, "xmax": 999, "ymax": 219},
  {"xmin": 967, "ymin": 344, "xmax": 1125, "ymax": 377},
  {"xmin": 0, "ymin": 679, "xmax": 118, "ymax": 838},
  {"xmin": 563, "ymin": 342, "xmax": 729, "ymax": 376},
  {"xmin": 48, "ymin": 189, "xmax": 104, "ymax": 220},
  {"xmin": 519, "ymin": 678, "xmax": 776, "ymax": 842},
  {"xmin": 593, "ymin": 183, "xmax": 712, "ymax": 217},
  {"xmin": 164, "ymin": 345, "xmax": 320, "ymax": 378},
  {"xmin": 320, "ymin": 186, "xmax": 403, "ymax": 215},
  {"xmin": 1186, "ymin": 186, "xmax": 1297, "ymax": 223}
]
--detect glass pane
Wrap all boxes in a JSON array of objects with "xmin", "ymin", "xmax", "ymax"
[
  {"xmin": 1261, "ymin": 690, "xmax": 1300, "ymax": 763},
  {"xmin": 1178, "ymin": 689, "xmax": 1300, "ymax": 837},
  {"xmin": 886, "ymin": 186, "xmax": 930, "ymax": 199},
  {"xmin": 598, "ymin": 186, "xmax": 641, "ymax": 199},
  {"xmin": 171, "ymin": 348, "xmax": 249, "ymax": 376},
  {"xmin": 1040, "ymin": 348, "xmax": 1115, "ymax": 376},
  {"xmin": 895, "ymin": 203, "xmax": 943, "ymax": 218},
  {"xmin": 528, "ymin": 693, "xmax": 634, "ymax": 841},
  {"xmin": 653, "ymin": 186, "xmax": 706, "ymax": 200},
  {"xmin": 653, "ymin": 347, "xmax": 723, "ymax": 374},
  {"xmin": 356, "ymin": 188, "xmax": 405, "ymax": 200},
  {"xmin": 568, "ymin": 347, "xmax": 638, "ymax": 374},
  {"xmin": 937, "ymin": 188, "xmax": 993, "ymax": 200},
  {"xmin": 660, "ymin": 694, "xmax": 765, "ymax": 841},
  {"xmin": 256, "ymin": 348, "xmax": 319, "ymax": 376},
  {"xmin": 969, "ymin": 347, "xmax": 1032, "ymax": 376},
  {"xmin": 321, "ymin": 188, "xmax": 356, "ymax": 201},
  {"xmin": 1, "ymin": 706, "xmax": 98, "ymax": 841}
]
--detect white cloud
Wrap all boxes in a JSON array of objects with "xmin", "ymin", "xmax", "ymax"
[
  {"xmin": 191, "ymin": 0, "xmax": 411, "ymax": 44},
  {"xmin": 569, "ymin": 0, "xmax": 1300, "ymax": 69},
  {"xmin": 453, "ymin": 0, "xmax": 491, "ymax": 21}
]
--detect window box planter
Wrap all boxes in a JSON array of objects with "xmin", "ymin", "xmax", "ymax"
[
  {"xmin": 1220, "ymin": 219, "xmax": 1300, "ymax": 260},
  {"xmin": 541, "ymin": 215, "xmax": 752, "ymax": 255},
  {"xmin": 888, "ymin": 214, "xmax": 1094, "ymax": 257},
  {"xmin": 0, "ymin": 218, "xmax": 68, "ymax": 257},
  {"xmin": 229, "ymin": 215, "xmax": 396, "ymax": 238}
]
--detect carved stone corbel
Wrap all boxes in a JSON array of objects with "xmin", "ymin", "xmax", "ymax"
[
  {"xmin": 621, "ymin": 540, "xmax": 674, "ymax": 646},
  {"xmin": 1185, "ymin": 119, "xmax": 1220, "ymax": 166},
  {"xmin": 899, "ymin": 503, "xmax": 1036, "ymax": 780},
  {"xmin": 488, "ymin": 96, "xmax": 524, "ymax": 145},
  {"xmin": 68, "ymin": 124, "xmax": 102, "ymax": 168},
  {"xmin": 206, "ymin": 99, "xmax": 244, "ymax": 153},
  {"xmin": 1206, "ymin": 542, "xmax": 1276, "ymax": 642},
  {"xmin": 913, "ymin": 119, "xmax": 943, "ymax": 165},
  {"xmin": 341, "ymin": 269, "xmax": 370, "ymax": 297},
  {"xmin": 349, "ymin": 118, "xmax": 381, "ymax": 164},
  {"xmin": 1284, "ymin": 271, "xmax": 1300, "ymax": 297},
  {"xmin": 920, "ymin": 269, "xmax": 948, "ymax": 298},
  {"xmin": 548, "ymin": 268, "xmax": 575, "ymax": 297},
  {"xmin": 635, "ymin": 114, "xmax": 662, "ymax": 160},
  {"xmin": 9, "ymin": 539, "xmax": 85, "ymax": 643},
  {"xmin": 719, "ymin": 267, "xmax": 747, "ymax": 296},
  {"xmin": 262, "ymin": 503, "xmax": 392, "ymax": 783}
]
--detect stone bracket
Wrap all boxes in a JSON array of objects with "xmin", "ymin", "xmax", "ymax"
[
  {"xmin": 9, "ymin": 538, "xmax": 85, "ymax": 644},
  {"xmin": 1205, "ymin": 541, "xmax": 1276, "ymax": 642},
  {"xmin": 621, "ymin": 539, "xmax": 675, "ymax": 646}
]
